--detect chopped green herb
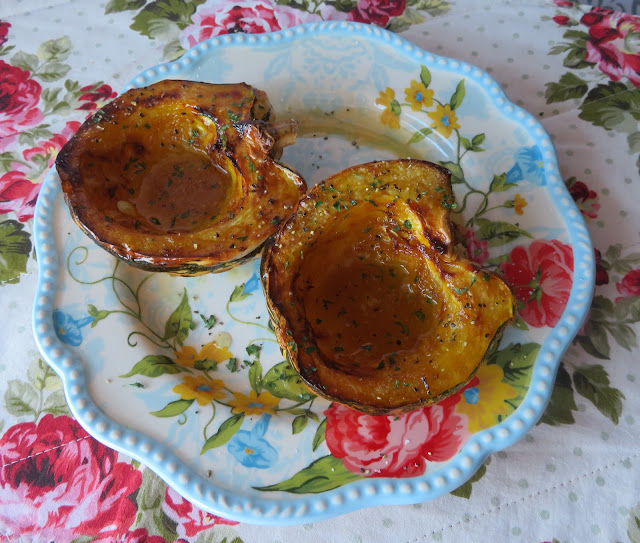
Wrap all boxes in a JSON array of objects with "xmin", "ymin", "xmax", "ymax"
[
  {"xmin": 414, "ymin": 310, "xmax": 426, "ymax": 321},
  {"xmin": 129, "ymin": 382, "xmax": 145, "ymax": 389},
  {"xmin": 305, "ymin": 346, "xmax": 317, "ymax": 354},
  {"xmin": 403, "ymin": 220, "xmax": 412, "ymax": 229},
  {"xmin": 376, "ymin": 360, "xmax": 385, "ymax": 369},
  {"xmin": 246, "ymin": 344, "xmax": 262, "ymax": 357},
  {"xmin": 200, "ymin": 314, "xmax": 217, "ymax": 329},
  {"xmin": 226, "ymin": 358, "xmax": 238, "ymax": 372}
]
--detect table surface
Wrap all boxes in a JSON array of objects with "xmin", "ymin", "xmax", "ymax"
[{"xmin": 1, "ymin": 1, "xmax": 639, "ymax": 542}]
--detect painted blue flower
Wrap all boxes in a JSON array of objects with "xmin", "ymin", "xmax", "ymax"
[
  {"xmin": 244, "ymin": 273, "xmax": 260, "ymax": 294},
  {"xmin": 463, "ymin": 386, "xmax": 480, "ymax": 405},
  {"xmin": 228, "ymin": 414, "xmax": 278, "ymax": 469},
  {"xmin": 506, "ymin": 146, "xmax": 546, "ymax": 186},
  {"xmin": 52, "ymin": 310, "xmax": 94, "ymax": 346}
]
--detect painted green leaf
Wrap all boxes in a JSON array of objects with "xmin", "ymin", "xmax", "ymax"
[
  {"xmin": 262, "ymin": 361, "xmax": 313, "ymax": 402},
  {"xmin": 439, "ymin": 160, "xmax": 465, "ymax": 184},
  {"xmin": 253, "ymin": 455, "xmax": 363, "ymax": 493},
  {"xmin": 87, "ymin": 304, "xmax": 110, "ymax": 327},
  {"xmin": 460, "ymin": 135, "xmax": 471, "ymax": 150},
  {"xmin": 105, "ymin": 0, "xmax": 148, "ymax": 13},
  {"xmin": 120, "ymin": 355, "xmax": 183, "ymax": 378},
  {"xmin": 201, "ymin": 414, "xmax": 245, "ymax": 454},
  {"xmin": 450, "ymin": 462, "xmax": 487, "ymax": 499},
  {"xmin": 573, "ymin": 364, "xmax": 625, "ymax": 424},
  {"xmin": 472, "ymin": 133, "xmax": 486, "ymax": 146},
  {"xmin": 538, "ymin": 363, "xmax": 577, "ymax": 426},
  {"xmin": 192, "ymin": 358, "xmax": 218, "ymax": 371},
  {"xmin": 4, "ymin": 380, "xmax": 38, "ymax": 418},
  {"xmin": 474, "ymin": 218, "xmax": 533, "ymax": 247},
  {"xmin": 130, "ymin": 0, "xmax": 205, "ymax": 39},
  {"xmin": 578, "ymin": 82, "xmax": 640, "ymax": 131},
  {"xmin": 37, "ymin": 37, "xmax": 72, "ymax": 62},
  {"xmin": 292, "ymin": 415, "xmax": 308, "ymax": 435},
  {"xmin": 151, "ymin": 399, "xmax": 194, "ymax": 418},
  {"xmin": 313, "ymin": 418, "xmax": 327, "ymax": 451},
  {"xmin": 229, "ymin": 283, "xmax": 251, "ymax": 303},
  {"xmin": 420, "ymin": 64, "xmax": 432, "ymax": 87},
  {"xmin": 487, "ymin": 342, "xmax": 539, "ymax": 391},
  {"xmin": 489, "ymin": 173, "xmax": 509, "ymax": 193},
  {"xmin": 545, "ymin": 72, "xmax": 589, "ymax": 104},
  {"xmin": 390, "ymin": 99, "xmax": 401, "ymax": 116},
  {"xmin": 163, "ymin": 288, "xmax": 192, "ymax": 345},
  {"xmin": 408, "ymin": 127, "xmax": 433, "ymax": 144},
  {"xmin": 449, "ymin": 79, "xmax": 466, "ymax": 110},
  {"xmin": 0, "ymin": 220, "xmax": 32, "ymax": 284},
  {"xmin": 248, "ymin": 358, "xmax": 263, "ymax": 393}
]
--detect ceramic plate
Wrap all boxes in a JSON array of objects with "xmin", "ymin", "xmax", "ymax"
[{"xmin": 33, "ymin": 22, "xmax": 595, "ymax": 525}]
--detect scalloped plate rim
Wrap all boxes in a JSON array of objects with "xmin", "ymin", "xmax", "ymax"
[{"xmin": 32, "ymin": 21, "xmax": 595, "ymax": 526}]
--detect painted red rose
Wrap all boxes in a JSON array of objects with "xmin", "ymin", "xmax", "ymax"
[
  {"xmin": 567, "ymin": 178, "xmax": 600, "ymax": 219},
  {"xmin": 0, "ymin": 169, "xmax": 40, "ymax": 221},
  {"xmin": 349, "ymin": 0, "xmax": 406, "ymax": 26},
  {"xmin": 594, "ymin": 248, "xmax": 609, "ymax": 286},
  {"xmin": 553, "ymin": 15, "xmax": 570, "ymax": 26},
  {"xmin": 324, "ymin": 401, "xmax": 467, "ymax": 478},
  {"xmin": 500, "ymin": 239, "xmax": 574, "ymax": 328},
  {"xmin": 616, "ymin": 269, "xmax": 640, "ymax": 299},
  {"xmin": 0, "ymin": 415, "xmax": 141, "ymax": 543},
  {"xmin": 162, "ymin": 486, "xmax": 237, "ymax": 538},
  {"xmin": 580, "ymin": 8, "xmax": 640, "ymax": 88},
  {"xmin": 0, "ymin": 60, "xmax": 43, "ymax": 150},
  {"xmin": 0, "ymin": 21, "xmax": 10, "ymax": 46},
  {"xmin": 465, "ymin": 227, "xmax": 490, "ymax": 265},
  {"xmin": 93, "ymin": 528, "xmax": 166, "ymax": 543},
  {"xmin": 180, "ymin": 0, "xmax": 312, "ymax": 48},
  {"xmin": 77, "ymin": 83, "xmax": 117, "ymax": 111}
]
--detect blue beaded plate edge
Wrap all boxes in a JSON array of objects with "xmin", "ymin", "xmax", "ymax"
[{"xmin": 32, "ymin": 21, "xmax": 595, "ymax": 525}]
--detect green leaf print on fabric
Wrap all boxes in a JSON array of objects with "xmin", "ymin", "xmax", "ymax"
[
  {"xmin": 450, "ymin": 461, "xmax": 488, "ymax": 499},
  {"xmin": 544, "ymin": 72, "xmax": 589, "ymax": 103},
  {"xmin": 539, "ymin": 363, "xmax": 578, "ymax": 426},
  {"xmin": 573, "ymin": 364, "xmax": 625, "ymax": 424},
  {"xmin": 0, "ymin": 220, "xmax": 32, "ymax": 284}
]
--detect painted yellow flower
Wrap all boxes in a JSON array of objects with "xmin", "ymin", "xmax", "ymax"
[
  {"xmin": 427, "ymin": 103, "xmax": 460, "ymax": 139},
  {"xmin": 227, "ymin": 390, "xmax": 280, "ymax": 416},
  {"xmin": 376, "ymin": 88, "xmax": 401, "ymax": 129},
  {"xmin": 173, "ymin": 375, "xmax": 226, "ymax": 405},
  {"xmin": 514, "ymin": 193, "xmax": 528, "ymax": 215},
  {"xmin": 455, "ymin": 364, "xmax": 518, "ymax": 433},
  {"xmin": 175, "ymin": 339, "xmax": 232, "ymax": 368},
  {"xmin": 404, "ymin": 80, "xmax": 434, "ymax": 111}
]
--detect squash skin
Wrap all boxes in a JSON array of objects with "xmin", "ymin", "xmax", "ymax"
[
  {"xmin": 261, "ymin": 159, "xmax": 516, "ymax": 414},
  {"xmin": 56, "ymin": 80, "xmax": 306, "ymax": 275}
]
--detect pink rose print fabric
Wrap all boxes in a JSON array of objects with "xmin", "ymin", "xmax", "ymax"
[
  {"xmin": 163, "ymin": 486, "xmax": 238, "ymax": 538},
  {"xmin": 0, "ymin": 415, "xmax": 141, "ymax": 543},
  {"xmin": 181, "ymin": 0, "xmax": 311, "ymax": 48},
  {"xmin": 580, "ymin": 7, "xmax": 640, "ymax": 88},
  {"xmin": 0, "ymin": 60, "xmax": 43, "ymax": 151}
]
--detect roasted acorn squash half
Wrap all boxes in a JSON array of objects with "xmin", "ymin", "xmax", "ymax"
[
  {"xmin": 56, "ymin": 80, "xmax": 305, "ymax": 275},
  {"xmin": 261, "ymin": 159, "xmax": 516, "ymax": 414}
]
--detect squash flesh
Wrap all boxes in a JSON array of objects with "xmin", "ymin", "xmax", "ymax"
[
  {"xmin": 262, "ymin": 159, "xmax": 515, "ymax": 414},
  {"xmin": 56, "ymin": 80, "xmax": 305, "ymax": 274}
]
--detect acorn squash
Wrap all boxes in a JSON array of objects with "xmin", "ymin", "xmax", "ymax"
[
  {"xmin": 56, "ymin": 80, "xmax": 305, "ymax": 275},
  {"xmin": 261, "ymin": 159, "xmax": 515, "ymax": 414}
]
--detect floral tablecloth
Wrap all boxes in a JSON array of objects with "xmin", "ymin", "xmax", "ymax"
[{"xmin": 1, "ymin": 0, "xmax": 640, "ymax": 542}]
